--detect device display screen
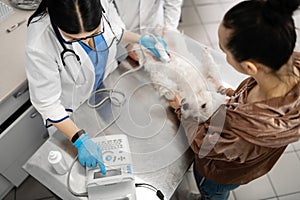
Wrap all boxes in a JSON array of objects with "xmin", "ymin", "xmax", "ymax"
[{"xmin": 94, "ymin": 168, "xmax": 122, "ymax": 179}]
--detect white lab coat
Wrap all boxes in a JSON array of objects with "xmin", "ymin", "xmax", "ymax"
[
  {"xmin": 25, "ymin": 0, "xmax": 124, "ymax": 126},
  {"xmin": 112, "ymin": 0, "xmax": 182, "ymax": 33}
]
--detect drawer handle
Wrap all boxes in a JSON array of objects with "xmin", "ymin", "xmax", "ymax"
[
  {"xmin": 14, "ymin": 87, "xmax": 29, "ymax": 98},
  {"xmin": 30, "ymin": 112, "xmax": 38, "ymax": 118}
]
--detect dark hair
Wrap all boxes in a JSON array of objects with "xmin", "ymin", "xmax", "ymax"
[
  {"xmin": 223, "ymin": 0, "xmax": 299, "ymax": 71},
  {"xmin": 27, "ymin": 0, "xmax": 103, "ymax": 34}
]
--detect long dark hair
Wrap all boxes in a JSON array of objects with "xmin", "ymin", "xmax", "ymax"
[
  {"xmin": 27, "ymin": 0, "xmax": 103, "ymax": 34},
  {"xmin": 223, "ymin": 0, "xmax": 299, "ymax": 71}
]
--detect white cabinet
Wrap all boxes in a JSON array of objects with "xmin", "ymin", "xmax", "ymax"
[
  {"xmin": 0, "ymin": 83, "xmax": 48, "ymax": 198},
  {"xmin": 0, "ymin": 83, "xmax": 29, "ymax": 125},
  {"xmin": 0, "ymin": 103, "xmax": 48, "ymax": 187}
]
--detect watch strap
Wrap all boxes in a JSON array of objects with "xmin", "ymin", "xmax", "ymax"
[{"xmin": 71, "ymin": 129, "xmax": 86, "ymax": 143}]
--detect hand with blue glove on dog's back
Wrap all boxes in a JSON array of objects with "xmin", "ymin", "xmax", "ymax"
[
  {"xmin": 138, "ymin": 35, "xmax": 168, "ymax": 59},
  {"xmin": 73, "ymin": 133, "xmax": 106, "ymax": 175}
]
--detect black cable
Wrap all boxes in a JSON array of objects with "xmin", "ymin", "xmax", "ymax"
[
  {"xmin": 136, "ymin": 184, "xmax": 156, "ymax": 192},
  {"xmin": 135, "ymin": 183, "xmax": 165, "ymax": 200}
]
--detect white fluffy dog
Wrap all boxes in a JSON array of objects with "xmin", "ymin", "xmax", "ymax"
[{"xmin": 132, "ymin": 44, "xmax": 226, "ymax": 123}]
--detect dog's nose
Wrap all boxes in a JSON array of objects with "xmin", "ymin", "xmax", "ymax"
[{"xmin": 182, "ymin": 103, "xmax": 189, "ymax": 110}]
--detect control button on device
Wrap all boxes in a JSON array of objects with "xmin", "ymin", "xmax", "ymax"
[{"xmin": 105, "ymin": 155, "xmax": 112, "ymax": 161}]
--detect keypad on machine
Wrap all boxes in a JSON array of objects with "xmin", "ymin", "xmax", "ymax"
[{"xmin": 97, "ymin": 139, "xmax": 123, "ymax": 151}]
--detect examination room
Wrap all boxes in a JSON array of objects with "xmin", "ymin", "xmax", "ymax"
[{"xmin": 1, "ymin": 0, "xmax": 300, "ymax": 199}]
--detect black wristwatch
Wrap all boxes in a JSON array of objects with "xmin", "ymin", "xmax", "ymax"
[{"xmin": 71, "ymin": 129, "xmax": 86, "ymax": 143}]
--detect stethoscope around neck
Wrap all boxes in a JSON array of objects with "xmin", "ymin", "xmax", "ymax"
[
  {"xmin": 50, "ymin": 11, "xmax": 127, "ymax": 111},
  {"xmin": 51, "ymin": 22, "xmax": 81, "ymax": 67},
  {"xmin": 50, "ymin": 11, "xmax": 119, "ymax": 86},
  {"xmin": 51, "ymin": 13, "xmax": 118, "ymax": 67}
]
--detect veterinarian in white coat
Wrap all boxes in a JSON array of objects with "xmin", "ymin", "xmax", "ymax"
[
  {"xmin": 112, "ymin": 0, "xmax": 183, "ymax": 33},
  {"xmin": 26, "ymin": 1, "xmax": 124, "ymax": 128},
  {"xmin": 26, "ymin": 0, "xmax": 167, "ymax": 172}
]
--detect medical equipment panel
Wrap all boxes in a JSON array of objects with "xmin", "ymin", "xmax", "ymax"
[{"xmin": 86, "ymin": 134, "xmax": 136, "ymax": 200}]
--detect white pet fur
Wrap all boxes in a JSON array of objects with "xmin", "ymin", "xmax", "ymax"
[{"xmin": 133, "ymin": 45, "xmax": 226, "ymax": 123}]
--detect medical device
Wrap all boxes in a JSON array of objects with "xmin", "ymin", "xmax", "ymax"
[
  {"xmin": 155, "ymin": 42, "xmax": 170, "ymax": 63},
  {"xmin": 155, "ymin": 47, "xmax": 170, "ymax": 64},
  {"xmin": 86, "ymin": 134, "xmax": 136, "ymax": 200},
  {"xmin": 6, "ymin": 19, "xmax": 25, "ymax": 32},
  {"xmin": 147, "ymin": 34, "xmax": 170, "ymax": 63}
]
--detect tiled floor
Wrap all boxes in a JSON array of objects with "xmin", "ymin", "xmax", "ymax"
[{"xmin": 3, "ymin": 0, "xmax": 300, "ymax": 200}]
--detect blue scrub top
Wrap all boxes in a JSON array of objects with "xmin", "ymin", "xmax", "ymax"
[{"xmin": 79, "ymin": 35, "xmax": 109, "ymax": 91}]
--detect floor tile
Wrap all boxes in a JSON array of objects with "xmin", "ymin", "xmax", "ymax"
[
  {"xmin": 14, "ymin": 176, "xmax": 54, "ymax": 200},
  {"xmin": 279, "ymin": 192, "xmax": 300, "ymax": 200},
  {"xmin": 197, "ymin": 4, "xmax": 225, "ymax": 23},
  {"xmin": 297, "ymin": 151, "xmax": 300, "ymax": 160},
  {"xmin": 268, "ymin": 152, "xmax": 300, "ymax": 196},
  {"xmin": 221, "ymin": 0, "xmax": 244, "ymax": 12},
  {"xmin": 295, "ymin": 40, "xmax": 300, "ymax": 52},
  {"xmin": 210, "ymin": 42, "xmax": 221, "ymax": 52},
  {"xmin": 219, "ymin": 0, "xmax": 237, "ymax": 2},
  {"xmin": 193, "ymin": 0, "xmax": 219, "ymax": 5},
  {"xmin": 292, "ymin": 140, "xmax": 300, "ymax": 151},
  {"xmin": 178, "ymin": 25, "xmax": 210, "ymax": 46},
  {"xmin": 294, "ymin": 11, "xmax": 300, "ymax": 24},
  {"xmin": 293, "ymin": 10, "xmax": 300, "ymax": 52},
  {"xmin": 180, "ymin": 7, "xmax": 201, "ymax": 27},
  {"xmin": 234, "ymin": 174, "xmax": 276, "ymax": 200},
  {"xmin": 229, "ymin": 192, "xmax": 235, "ymax": 200},
  {"xmin": 283, "ymin": 144, "xmax": 295, "ymax": 154},
  {"xmin": 182, "ymin": 0, "xmax": 193, "ymax": 7},
  {"xmin": 203, "ymin": 23, "xmax": 220, "ymax": 45}
]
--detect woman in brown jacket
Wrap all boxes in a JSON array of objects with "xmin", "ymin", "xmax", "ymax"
[{"xmin": 169, "ymin": 0, "xmax": 300, "ymax": 199}]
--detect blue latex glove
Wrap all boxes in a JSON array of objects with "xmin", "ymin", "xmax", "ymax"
[
  {"xmin": 138, "ymin": 35, "xmax": 168, "ymax": 59},
  {"xmin": 73, "ymin": 134, "xmax": 106, "ymax": 174}
]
